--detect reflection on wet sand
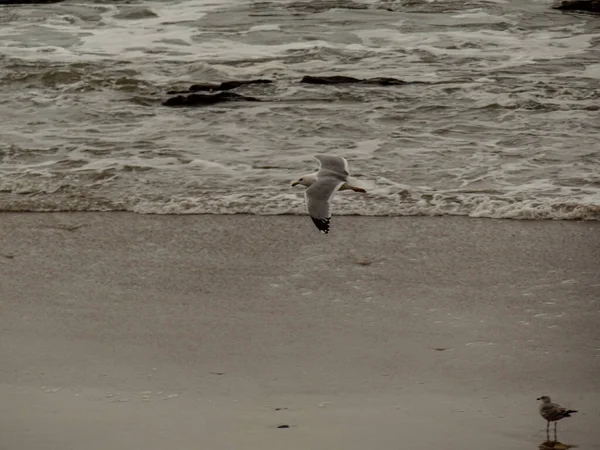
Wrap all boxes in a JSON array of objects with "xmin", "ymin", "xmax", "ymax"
[{"xmin": 539, "ymin": 440, "xmax": 577, "ymax": 450}]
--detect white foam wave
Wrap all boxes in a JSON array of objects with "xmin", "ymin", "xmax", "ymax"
[
  {"xmin": 1, "ymin": 186, "xmax": 598, "ymax": 220},
  {"xmin": 130, "ymin": 191, "xmax": 600, "ymax": 220}
]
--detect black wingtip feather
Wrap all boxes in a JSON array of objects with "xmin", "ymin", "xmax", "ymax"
[{"xmin": 311, "ymin": 216, "xmax": 331, "ymax": 234}]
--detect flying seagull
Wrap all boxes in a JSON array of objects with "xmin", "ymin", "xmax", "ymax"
[
  {"xmin": 291, "ymin": 155, "xmax": 366, "ymax": 234},
  {"xmin": 537, "ymin": 395, "xmax": 577, "ymax": 441}
]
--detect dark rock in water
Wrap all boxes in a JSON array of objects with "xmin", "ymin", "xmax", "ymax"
[
  {"xmin": 114, "ymin": 8, "xmax": 159, "ymax": 20},
  {"xmin": 286, "ymin": 0, "xmax": 393, "ymax": 13},
  {"xmin": 163, "ymin": 75, "xmax": 431, "ymax": 107},
  {"xmin": 167, "ymin": 79, "xmax": 272, "ymax": 95},
  {"xmin": 554, "ymin": 0, "xmax": 600, "ymax": 12},
  {"xmin": 0, "ymin": 0, "xmax": 63, "ymax": 3},
  {"xmin": 163, "ymin": 91, "xmax": 261, "ymax": 107},
  {"xmin": 367, "ymin": 77, "xmax": 413, "ymax": 86},
  {"xmin": 300, "ymin": 75, "xmax": 422, "ymax": 86},
  {"xmin": 301, "ymin": 75, "xmax": 365, "ymax": 85},
  {"xmin": 276, "ymin": 425, "xmax": 290, "ymax": 429},
  {"xmin": 200, "ymin": 79, "xmax": 272, "ymax": 91}
]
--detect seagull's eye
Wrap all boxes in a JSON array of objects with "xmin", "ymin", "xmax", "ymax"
[{"xmin": 299, "ymin": 178, "xmax": 303, "ymax": 181}]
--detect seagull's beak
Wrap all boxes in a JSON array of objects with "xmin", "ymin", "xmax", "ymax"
[
  {"xmin": 291, "ymin": 181, "xmax": 299, "ymax": 187},
  {"xmin": 536, "ymin": 397, "xmax": 541, "ymax": 400}
]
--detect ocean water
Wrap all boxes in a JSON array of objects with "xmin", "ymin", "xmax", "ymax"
[{"xmin": 1, "ymin": 0, "xmax": 599, "ymax": 219}]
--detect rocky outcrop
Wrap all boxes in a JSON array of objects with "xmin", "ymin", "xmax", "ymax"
[
  {"xmin": 167, "ymin": 79, "xmax": 272, "ymax": 95},
  {"xmin": 163, "ymin": 91, "xmax": 260, "ymax": 107},
  {"xmin": 300, "ymin": 75, "xmax": 425, "ymax": 86},
  {"xmin": 163, "ymin": 76, "xmax": 425, "ymax": 107},
  {"xmin": 553, "ymin": 0, "xmax": 600, "ymax": 13},
  {"xmin": 285, "ymin": 0, "xmax": 393, "ymax": 13}
]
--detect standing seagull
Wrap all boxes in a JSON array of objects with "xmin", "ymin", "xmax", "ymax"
[
  {"xmin": 291, "ymin": 155, "xmax": 366, "ymax": 234},
  {"xmin": 537, "ymin": 395, "xmax": 578, "ymax": 442}
]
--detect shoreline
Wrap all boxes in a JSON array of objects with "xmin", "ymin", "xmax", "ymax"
[
  {"xmin": 1, "ymin": 199, "xmax": 599, "ymax": 220},
  {"xmin": 2, "ymin": 213, "xmax": 599, "ymax": 450},
  {"xmin": 2, "ymin": 209, "xmax": 600, "ymax": 221}
]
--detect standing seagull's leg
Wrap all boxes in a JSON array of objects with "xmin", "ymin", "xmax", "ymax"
[
  {"xmin": 546, "ymin": 421, "xmax": 550, "ymax": 442},
  {"xmin": 553, "ymin": 421, "xmax": 557, "ymax": 442}
]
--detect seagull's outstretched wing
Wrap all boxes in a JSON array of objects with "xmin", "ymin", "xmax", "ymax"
[
  {"xmin": 314, "ymin": 155, "xmax": 349, "ymax": 178},
  {"xmin": 305, "ymin": 177, "xmax": 344, "ymax": 234}
]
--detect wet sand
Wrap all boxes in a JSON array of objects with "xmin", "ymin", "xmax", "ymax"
[{"xmin": 1, "ymin": 213, "xmax": 599, "ymax": 450}]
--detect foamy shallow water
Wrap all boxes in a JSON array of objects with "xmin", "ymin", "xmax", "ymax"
[{"xmin": 1, "ymin": 0, "xmax": 599, "ymax": 219}]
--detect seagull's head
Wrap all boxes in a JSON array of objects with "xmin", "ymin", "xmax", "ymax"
[
  {"xmin": 291, "ymin": 173, "xmax": 317, "ymax": 188},
  {"xmin": 537, "ymin": 396, "xmax": 551, "ymax": 403}
]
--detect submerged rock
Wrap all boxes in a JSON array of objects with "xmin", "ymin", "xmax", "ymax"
[
  {"xmin": 300, "ymin": 75, "xmax": 424, "ymax": 86},
  {"xmin": 285, "ymin": 0, "xmax": 393, "ymax": 13},
  {"xmin": 301, "ymin": 75, "xmax": 364, "ymax": 85},
  {"xmin": 167, "ymin": 79, "xmax": 272, "ymax": 95},
  {"xmin": 163, "ymin": 75, "xmax": 429, "ymax": 107},
  {"xmin": 163, "ymin": 91, "xmax": 261, "ymax": 107},
  {"xmin": 553, "ymin": 0, "xmax": 600, "ymax": 13}
]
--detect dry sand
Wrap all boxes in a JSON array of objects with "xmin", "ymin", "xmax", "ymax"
[{"xmin": 1, "ymin": 213, "xmax": 599, "ymax": 450}]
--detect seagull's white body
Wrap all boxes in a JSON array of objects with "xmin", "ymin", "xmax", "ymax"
[
  {"xmin": 291, "ymin": 155, "xmax": 366, "ymax": 234},
  {"xmin": 292, "ymin": 172, "xmax": 366, "ymax": 193}
]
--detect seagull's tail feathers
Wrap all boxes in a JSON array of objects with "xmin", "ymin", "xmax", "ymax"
[{"xmin": 564, "ymin": 410, "xmax": 578, "ymax": 417}]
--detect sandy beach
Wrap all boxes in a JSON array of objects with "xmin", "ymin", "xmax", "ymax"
[{"xmin": 1, "ymin": 213, "xmax": 599, "ymax": 450}]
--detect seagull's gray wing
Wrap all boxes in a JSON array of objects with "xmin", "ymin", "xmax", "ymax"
[
  {"xmin": 304, "ymin": 176, "xmax": 344, "ymax": 234},
  {"xmin": 314, "ymin": 155, "xmax": 349, "ymax": 179},
  {"xmin": 540, "ymin": 402, "xmax": 575, "ymax": 421}
]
